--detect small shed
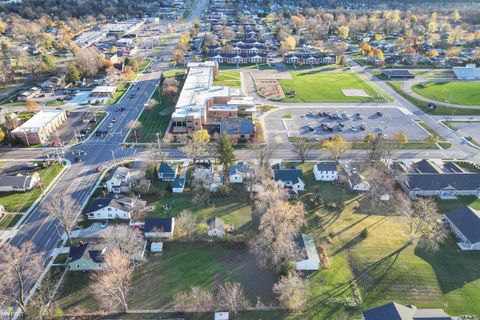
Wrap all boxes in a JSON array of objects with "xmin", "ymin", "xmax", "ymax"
[
  {"xmin": 214, "ymin": 312, "xmax": 229, "ymax": 320},
  {"xmin": 151, "ymin": 242, "xmax": 163, "ymax": 252}
]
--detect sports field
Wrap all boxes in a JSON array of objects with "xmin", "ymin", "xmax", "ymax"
[
  {"xmin": 412, "ymin": 81, "xmax": 480, "ymax": 106},
  {"xmin": 279, "ymin": 71, "xmax": 385, "ymax": 102}
]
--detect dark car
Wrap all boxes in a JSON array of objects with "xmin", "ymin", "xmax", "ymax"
[
  {"xmin": 74, "ymin": 156, "xmax": 81, "ymax": 163},
  {"xmin": 377, "ymin": 111, "xmax": 383, "ymax": 117}
]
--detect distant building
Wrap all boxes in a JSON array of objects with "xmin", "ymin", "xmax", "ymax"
[
  {"xmin": 363, "ymin": 302, "xmax": 456, "ymax": 320},
  {"xmin": 11, "ymin": 110, "xmax": 67, "ymax": 145},
  {"xmin": 381, "ymin": 69, "xmax": 415, "ymax": 79},
  {"xmin": 295, "ymin": 234, "xmax": 320, "ymax": 271},
  {"xmin": 0, "ymin": 173, "xmax": 40, "ymax": 192},
  {"xmin": 313, "ymin": 162, "xmax": 338, "ymax": 182},
  {"xmin": 446, "ymin": 206, "xmax": 480, "ymax": 250},
  {"xmin": 17, "ymin": 87, "xmax": 41, "ymax": 101},
  {"xmin": 90, "ymin": 86, "xmax": 117, "ymax": 98}
]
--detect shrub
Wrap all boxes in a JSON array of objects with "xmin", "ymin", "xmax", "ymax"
[
  {"xmin": 319, "ymin": 245, "xmax": 331, "ymax": 269},
  {"xmin": 360, "ymin": 228, "xmax": 369, "ymax": 239}
]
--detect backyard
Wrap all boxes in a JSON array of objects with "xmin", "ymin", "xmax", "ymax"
[
  {"xmin": 412, "ymin": 81, "xmax": 480, "ymax": 106},
  {"xmin": 279, "ymin": 71, "xmax": 385, "ymax": 103}
]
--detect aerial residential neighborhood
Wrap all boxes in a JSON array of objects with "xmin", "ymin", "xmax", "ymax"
[{"xmin": 0, "ymin": 0, "xmax": 479, "ymax": 319}]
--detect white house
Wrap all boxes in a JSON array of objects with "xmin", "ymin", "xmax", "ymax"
[
  {"xmin": 68, "ymin": 242, "xmax": 107, "ymax": 271},
  {"xmin": 144, "ymin": 217, "xmax": 175, "ymax": 238},
  {"xmin": 296, "ymin": 234, "xmax": 320, "ymax": 271},
  {"xmin": 0, "ymin": 173, "xmax": 40, "ymax": 192},
  {"xmin": 274, "ymin": 168, "xmax": 305, "ymax": 191},
  {"xmin": 157, "ymin": 162, "xmax": 179, "ymax": 182},
  {"xmin": 313, "ymin": 161, "xmax": 338, "ymax": 182},
  {"xmin": 348, "ymin": 173, "xmax": 370, "ymax": 191},
  {"xmin": 207, "ymin": 217, "xmax": 225, "ymax": 238},
  {"xmin": 86, "ymin": 196, "xmax": 134, "ymax": 220},
  {"xmin": 446, "ymin": 206, "xmax": 480, "ymax": 250},
  {"xmin": 229, "ymin": 161, "xmax": 250, "ymax": 184},
  {"xmin": 105, "ymin": 166, "xmax": 131, "ymax": 193}
]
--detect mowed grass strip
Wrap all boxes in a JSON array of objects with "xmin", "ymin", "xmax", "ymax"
[
  {"xmin": 412, "ymin": 81, "xmax": 480, "ymax": 106},
  {"xmin": 279, "ymin": 71, "xmax": 383, "ymax": 102},
  {"xmin": 134, "ymin": 71, "xmax": 186, "ymax": 143},
  {"xmin": 212, "ymin": 70, "xmax": 241, "ymax": 87},
  {"xmin": 0, "ymin": 163, "xmax": 63, "ymax": 213}
]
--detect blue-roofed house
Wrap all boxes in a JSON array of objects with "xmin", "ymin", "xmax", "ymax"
[
  {"xmin": 274, "ymin": 167, "xmax": 305, "ymax": 191},
  {"xmin": 172, "ymin": 177, "xmax": 186, "ymax": 193},
  {"xmin": 220, "ymin": 118, "xmax": 255, "ymax": 141},
  {"xmin": 144, "ymin": 217, "xmax": 175, "ymax": 239},
  {"xmin": 157, "ymin": 162, "xmax": 179, "ymax": 182},
  {"xmin": 229, "ymin": 161, "xmax": 251, "ymax": 183}
]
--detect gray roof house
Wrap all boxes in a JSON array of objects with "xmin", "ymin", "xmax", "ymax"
[
  {"xmin": 68, "ymin": 242, "xmax": 108, "ymax": 271},
  {"xmin": 229, "ymin": 161, "xmax": 250, "ymax": 183},
  {"xmin": 0, "ymin": 173, "xmax": 40, "ymax": 193},
  {"xmin": 157, "ymin": 162, "xmax": 179, "ymax": 182},
  {"xmin": 446, "ymin": 206, "xmax": 480, "ymax": 250},
  {"xmin": 273, "ymin": 168, "xmax": 305, "ymax": 191},
  {"xmin": 313, "ymin": 161, "xmax": 338, "ymax": 182},
  {"xmin": 144, "ymin": 217, "xmax": 175, "ymax": 238},
  {"xmin": 363, "ymin": 302, "xmax": 456, "ymax": 320}
]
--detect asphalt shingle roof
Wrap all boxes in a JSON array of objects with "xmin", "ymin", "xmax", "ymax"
[
  {"xmin": 406, "ymin": 173, "xmax": 480, "ymax": 191},
  {"xmin": 144, "ymin": 218, "xmax": 173, "ymax": 233},
  {"xmin": 363, "ymin": 302, "xmax": 454, "ymax": 320},
  {"xmin": 446, "ymin": 206, "xmax": 480, "ymax": 244},
  {"xmin": 274, "ymin": 168, "xmax": 303, "ymax": 185},
  {"xmin": 316, "ymin": 161, "xmax": 337, "ymax": 172}
]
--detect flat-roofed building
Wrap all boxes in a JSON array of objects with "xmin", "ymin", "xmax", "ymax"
[{"xmin": 11, "ymin": 110, "xmax": 67, "ymax": 145}]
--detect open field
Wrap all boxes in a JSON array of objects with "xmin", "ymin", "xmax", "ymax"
[
  {"xmin": 55, "ymin": 242, "xmax": 278, "ymax": 312},
  {"xmin": 412, "ymin": 82, "xmax": 480, "ymax": 106},
  {"xmin": 212, "ymin": 70, "xmax": 241, "ymax": 87},
  {"xmin": 0, "ymin": 163, "xmax": 63, "ymax": 213},
  {"xmin": 388, "ymin": 82, "xmax": 480, "ymax": 115},
  {"xmin": 131, "ymin": 71, "xmax": 185, "ymax": 143},
  {"xmin": 279, "ymin": 71, "xmax": 385, "ymax": 103}
]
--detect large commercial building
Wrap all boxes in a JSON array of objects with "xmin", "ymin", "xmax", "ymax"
[
  {"xmin": 170, "ymin": 62, "xmax": 256, "ymax": 137},
  {"xmin": 11, "ymin": 110, "xmax": 67, "ymax": 145}
]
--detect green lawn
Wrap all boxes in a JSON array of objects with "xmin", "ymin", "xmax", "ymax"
[
  {"xmin": 132, "ymin": 72, "xmax": 185, "ymax": 143},
  {"xmin": 145, "ymin": 184, "xmax": 252, "ymax": 229},
  {"xmin": 388, "ymin": 82, "xmax": 480, "ymax": 115},
  {"xmin": 108, "ymin": 82, "xmax": 130, "ymax": 105},
  {"xmin": 0, "ymin": 163, "xmax": 63, "ymax": 213},
  {"xmin": 212, "ymin": 70, "xmax": 241, "ymax": 87},
  {"xmin": 293, "ymin": 163, "xmax": 480, "ymax": 318},
  {"xmin": 46, "ymin": 100, "xmax": 66, "ymax": 106},
  {"xmin": 412, "ymin": 82, "xmax": 480, "ymax": 106},
  {"xmin": 0, "ymin": 213, "xmax": 22, "ymax": 229},
  {"xmin": 279, "ymin": 71, "xmax": 385, "ymax": 102},
  {"xmin": 55, "ymin": 243, "xmax": 278, "ymax": 312}
]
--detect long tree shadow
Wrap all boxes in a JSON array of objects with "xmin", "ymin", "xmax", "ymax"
[{"xmin": 415, "ymin": 235, "xmax": 480, "ymax": 293}]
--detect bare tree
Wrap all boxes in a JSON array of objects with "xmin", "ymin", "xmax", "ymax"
[
  {"xmin": 192, "ymin": 175, "xmax": 213, "ymax": 205},
  {"xmin": 179, "ymin": 136, "xmax": 208, "ymax": 163},
  {"xmin": 43, "ymin": 195, "xmax": 78, "ymax": 243},
  {"xmin": 0, "ymin": 241, "xmax": 44, "ymax": 316},
  {"xmin": 366, "ymin": 162, "xmax": 396, "ymax": 212},
  {"xmin": 273, "ymin": 272, "xmax": 308, "ymax": 311},
  {"xmin": 103, "ymin": 225, "xmax": 144, "ymax": 261},
  {"xmin": 251, "ymin": 201, "xmax": 305, "ymax": 272},
  {"xmin": 395, "ymin": 193, "xmax": 447, "ymax": 251},
  {"xmin": 173, "ymin": 287, "xmax": 214, "ymax": 312},
  {"xmin": 126, "ymin": 120, "xmax": 142, "ymax": 143},
  {"xmin": 253, "ymin": 144, "xmax": 273, "ymax": 174},
  {"xmin": 90, "ymin": 249, "xmax": 133, "ymax": 312},
  {"xmin": 365, "ymin": 133, "xmax": 393, "ymax": 163},
  {"xmin": 253, "ymin": 179, "xmax": 289, "ymax": 217},
  {"xmin": 290, "ymin": 138, "xmax": 315, "ymax": 163},
  {"xmin": 216, "ymin": 282, "xmax": 248, "ymax": 315},
  {"xmin": 174, "ymin": 209, "xmax": 198, "ymax": 240}
]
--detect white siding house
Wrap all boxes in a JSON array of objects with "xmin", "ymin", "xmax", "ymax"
[
  {"xmin": 86, "ymin": 196, "xmax": 133, "ymax": 220},
  {"xmin": 105, "ymin": 166, "xmax": 131, "ymax": 193},
  {"xmin": 274, "ymin": 168, "xmax": 305, "ymax": 191},
  {"xmin": 313, "ymin": 162, "xmax": 338, "ymax": 181},
  {"xmin": 229, "ymin": 162, "xmax": 250, "ymax": 184},
  {"xmin": 0, "ymin": 173, "xmax": 40, "ymax": 192}
]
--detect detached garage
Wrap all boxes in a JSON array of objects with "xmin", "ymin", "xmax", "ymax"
[{"xmin": 296, "ymin": 234, "xmax": 320, "ymax": 271}]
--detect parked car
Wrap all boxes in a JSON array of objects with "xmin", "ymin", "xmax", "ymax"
[{"xmin": 100, "ymin": 220, "xmax": 108, "ymax": 228}]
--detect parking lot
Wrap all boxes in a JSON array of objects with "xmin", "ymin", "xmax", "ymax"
[
  {"xmin": 263, "ymin": 107, "xmax": 429, "ymax": 143},
  {"xmin": 45, "ymin": 111, "xmax": 105, "ymax": 146}
]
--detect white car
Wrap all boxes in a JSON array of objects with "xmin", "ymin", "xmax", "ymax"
[
  {"xmin": 111, "ymin": 117, "xmax": 118, "ymax": 123},
  {"xmin": 314, "ymin": 135, "xmax": 321, "ymax": 141},
  {"xmin": 108, "ymin": 123, "xmax": 114, "ymax": 128}
]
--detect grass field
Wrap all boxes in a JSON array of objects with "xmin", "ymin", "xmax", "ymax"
[
  {"xmin": 108, "ymin": 82, "xmax": 130, "ymax": 105},
  {"xmin": 279, "ymin": 71, "xmax": 385, "ymax": 102},
  {"xmin": 388, "ymin": 82, "xmax": 480, "ymax": 115},
  {"xmin": 212, "ymin": 70, "xmax": 241, "ymax": 87},
  {"xmin": 412, "ymin": 82, "xmax": 480, "ymax": 106},
  {"xmin": 145, "ymin": 184, "xmax": 252, "ymax": 229},
  {"xmin": 0, "ymin": 163, "xmax": 63, "ymax": 213},
  {"xmin": 55, "ymin": 242, "xmax": 278, "ymax": 312},
  {"xmin": 132, "ymin": 71, "xmax": 186, "ymax": 143}
]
